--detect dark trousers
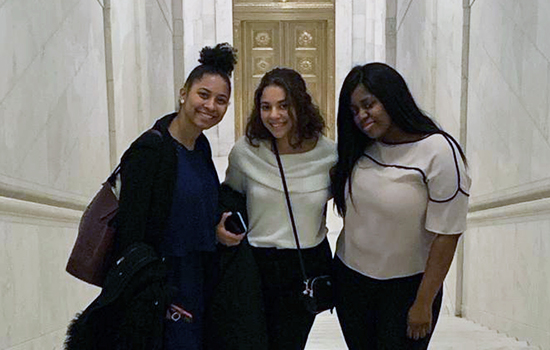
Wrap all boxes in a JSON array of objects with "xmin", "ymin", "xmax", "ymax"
[
  {"xmin": 162, "ymin": 252, "xmax": 217, "ymax": 350},
  {"xmin": 334, "ymin": 257, "xmax": 443, "ymax": 350},
  {"xmin": 252, "ymin": 239, "xmax": 332, "ymax": 350}
]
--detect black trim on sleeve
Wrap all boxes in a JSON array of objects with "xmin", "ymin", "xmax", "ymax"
[
  {"xmin": 363, "ymin": 134, "xmax": 470, "ymax": 203},
  {"xmin": 433, "ymin": 134, "xmax": 470, "ymax": 203}
]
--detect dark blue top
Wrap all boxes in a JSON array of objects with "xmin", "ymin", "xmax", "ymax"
[{"xmin": 159, "ymin": 135, "xmax": 219, "ymax": 256}]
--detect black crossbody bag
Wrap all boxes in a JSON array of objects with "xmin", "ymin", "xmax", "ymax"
[{"xmin": 272, "ymin": 140, "xmax": 334, "ymax": 314}]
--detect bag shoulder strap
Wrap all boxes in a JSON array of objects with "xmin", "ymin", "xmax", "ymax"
[
  {"xmin": 106, "ymin": 129, "xmax": 163, "ymax": 185},
  {"xmin": 272, "ymin": 140, "xmax": 308, "ymax": 281}
]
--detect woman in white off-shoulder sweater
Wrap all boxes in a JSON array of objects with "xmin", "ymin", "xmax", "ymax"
[{"xmin": 217, "ymin": 67, "xmax": 336, "ymax": 350}]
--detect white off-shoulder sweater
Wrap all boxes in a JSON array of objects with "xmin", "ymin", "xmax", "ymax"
[{"xmin": 224, "ymin": 136, "xmax": 336, "ymax": 249}]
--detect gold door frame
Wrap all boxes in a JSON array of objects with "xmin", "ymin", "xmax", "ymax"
[{"xmin": 233, "ymin": 1, "xmax": 335, "ymax": 139}]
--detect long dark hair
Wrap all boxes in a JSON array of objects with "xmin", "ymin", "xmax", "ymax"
[
  {"xmin": 245, "ymin": 67, "xmax": 325, "ymax": 148},
  {"xmin": 331, "ymin": 62, "xmax": 466, "ymax": 216},
  {"xmin": 183, "ymin": 43, "xmax": 237, "ymax": 94}
]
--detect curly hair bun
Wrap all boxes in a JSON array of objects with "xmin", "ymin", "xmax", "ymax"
[{"xmin": 198, "ymin": 43, "xmax": 238, "ymax": 77}]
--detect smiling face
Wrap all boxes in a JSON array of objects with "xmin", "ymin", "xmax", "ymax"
[
  {"xmin": 180, "ymin": 73, "xmax": 230, "ymax": 132},
  {"xmin": 350, "ymin": 84, "xmax": 400, "ymax": 141},
  {"xmin": 259, "ymin": 85, "xmax": 295, "ymax": 144}
]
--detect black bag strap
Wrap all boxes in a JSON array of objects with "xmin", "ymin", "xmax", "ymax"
[{"xmin": 272, "ymin": 140, "xmax": 308, "ymax": 282}]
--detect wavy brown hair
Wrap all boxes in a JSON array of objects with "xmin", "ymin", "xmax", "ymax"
[{"xmin": 245, "ymin": 67, "xmax": 325, "ymax": 147}]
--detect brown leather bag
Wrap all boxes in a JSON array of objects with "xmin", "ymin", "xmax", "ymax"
[
  {"xmin": 66, "ymin": 129, "xmax": 162, "ymax": 287},
  {"xmin": 66, "ymin": 178, "xmax": 119, "ymax": 287}
]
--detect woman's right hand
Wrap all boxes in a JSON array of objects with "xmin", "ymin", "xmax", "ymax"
[
  {"xmin": 216, "ymin": 212, "xmax": 246, "ymax": 246},
  {"xmin": 166, "ymin": 304, "xmax": 193, "ymax": 323}
]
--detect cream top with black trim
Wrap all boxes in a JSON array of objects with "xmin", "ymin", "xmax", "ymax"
[
  {"xmin": 336, "ymin": 133, "xmax": 471, "ymax": 280},
  {"xmin": 224, "ymin": 136, "xmax": 336, "ymax": 249}
]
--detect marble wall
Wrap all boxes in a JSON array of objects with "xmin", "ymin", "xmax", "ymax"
[
  {"xmin": 335, "ymin": 0, "xmax": 352, "ymax": 106},
  {"xmin": 109, "ymin": 0, "xmax": 177, "ymax": 160},
  {"xmin": 335, "ymin": 0, "xmax": 386, "ymax": 123},
  {"xmin": 395, "ymin": 0, "xmax": 438, "ymax": 116},
  {"xmin": 467, "ymin": 203, "xmax": 550, "ymax": 347},
  {"xmin": 0, "ymin": 0, "xmax": 178, "ymax": 349},
  {"xmin": 0, "ymin": 1, "xmax": 107, "ymax": 348},
  {"xmin": 0, "ymin": 0, "xmax": 109, "ymax": 205},
  {"xmin": 0, "ymin": 201, "xmax": 98, "ymax": 350},
  {"xmin": 465, "ymin": 0, "xmax": 550, "ymax": 347},
  {"xmin": 352, "ymin": 0, "xmax": 386, "ymax": 66},
  {"xmin": 183, "ymin": 0, "xmax": 235, "ymax": 157},
  {"xmin": 395, "ymin": 0, "xmax": 550, "ymax": 348}
]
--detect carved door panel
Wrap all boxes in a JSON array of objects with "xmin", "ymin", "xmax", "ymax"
[
  {"xmin": 286, "ymin": 21, "xmax": 326, "ymax": 114},
  {"xmin": 243, "ymin": 21, "xmax": 281, "ymax": 126},
  {"xmin": 234, "ymin": 11, "xmax": 335, "ymax": 139}
]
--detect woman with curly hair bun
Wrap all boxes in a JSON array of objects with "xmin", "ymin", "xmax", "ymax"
[
  {"xmin": 65, "ymin": 43, "xmax": 238, "ymax": 350},
  {"xmin": 216, "ymin": 67, "xmax": 336, "ymax": 349},
  {"xmin": 116, "ymin": 43, "xmax": 237, "ymax": 350}
]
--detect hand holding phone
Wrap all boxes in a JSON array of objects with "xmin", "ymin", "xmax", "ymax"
[{"xmin": 224, "ymin": 212, "xmax": 247, "ymax": 235}]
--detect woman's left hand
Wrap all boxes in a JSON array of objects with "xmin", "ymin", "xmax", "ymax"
[{"xmin": 407, "ymin": 300, "xmax": 432, "ymax": 340}]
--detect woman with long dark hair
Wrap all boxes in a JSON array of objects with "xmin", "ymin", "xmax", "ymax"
[
  {"xmin": 216, "ymin": 67, "xmax": 336, "ymax": 349},
  {"xmin": 331, "ymin": 63, "xmax": 470, "ymax": 349}
]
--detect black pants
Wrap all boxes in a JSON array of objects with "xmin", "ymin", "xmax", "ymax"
[
  {"xmin": 334, "ymin": 257, "xmax": 443, "ymax": 350},
  {"xmin": 252, "ymin": 239, "xmax": 332, "ymax": 350},
  {"xmin": 162, "ymin": 252, "xmax": 217, "ymax": 350}
]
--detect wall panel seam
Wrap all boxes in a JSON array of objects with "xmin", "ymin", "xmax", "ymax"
[
  {"xmin": 396, "ymin": 0, "xmax": 414, "ymax": 33},
  {"xmin": 0, "ymin": 176, "xmax": 88, "ymax": 211},
  {"xmin": 468, "ymin": 197, "xmax": 550, "ymax": 227},
  {"xmin": 156, "ymin": 0, "xmax": 174, "ymax": 34},
  {"xmin": 474, "ymin": 26, "xmax": 548, "ymax": 135},
  {"xmin": 470, "ymin": 183, "xmax": 550, "ymax": 213},
  {"xmin": 0, "ymin": 196, "xmax": 82, "ymax": 224}
]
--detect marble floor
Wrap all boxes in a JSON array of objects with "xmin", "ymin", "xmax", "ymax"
[{"xmin": 305, "ymin": 312, "xmax": 539, "ymax": 350}]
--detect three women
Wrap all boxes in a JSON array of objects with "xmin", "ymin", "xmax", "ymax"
[{"xmin": 72, "ymin": 43, "xmax": 468, "ymax": 350}]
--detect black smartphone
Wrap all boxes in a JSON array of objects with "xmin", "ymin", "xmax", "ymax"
[{"xmin": 224, "ymin": 212, "xmax": 247, "ymax": 235}]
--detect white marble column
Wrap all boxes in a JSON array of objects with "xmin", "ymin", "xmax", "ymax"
[{"xmin": 182, "ymin": 0, "xmax": 234, "ymax": 157}]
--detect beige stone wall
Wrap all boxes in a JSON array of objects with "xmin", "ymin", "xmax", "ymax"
[
  {"xmin": 465, "ymin": 0, "xmax": 550, "ymax": 347},
  {"xmin": 0, "ymin": 201, "xmax": 97, "ymax": 350},
  {"xmin": 352, "ymin": 0, "xmax": 386, "ymax": 65},
  {"xmin": 0, "ymin": 1, "xmax": 107, "ymax": 347},
  {"xmin": 0, "ymin": 0, "xmax": 110, "ymax": 204},
  {"xmin": 185, "ymin": 0, "xmax": 235, "ymax": 156},
  {"xmin": 395, "ymin": 0, "xmax": 550, "ymax": 348},
  {"xmin": 0, "ymin": 0, "xmax": 177, "ymax": 348},
  {"xmin": 335, "ymin": 0, "xmax": 386, "ymax": 127}
]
